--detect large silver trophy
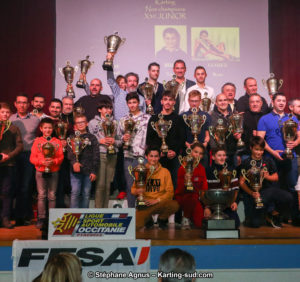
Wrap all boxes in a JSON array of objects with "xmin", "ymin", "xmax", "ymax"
[
  {"xmin": 262, "ymin": 73, "xmax": 283, "ymax": 96},
  {"xmin": 201, "ymin": 92, "xmax": 212, "ymax": 112},
  {"xmin": 59, "ymin": 61, "xmax": 78, "ymax": 98},
  {"xmin": 178, "ymin": 149, "xmax": 200, "ymax": 192},
  {"xmin": 122, "ymin": 114, "xmax": 138, "ymax": 150},
  {"xmin": 102, "ymin": 32, "xmax": 126, "ymax": 71},
  {"xmin": 209, "ymin": 119, "xmax": 232, "ymax": 147},
  {"xmin": 241, "ymin": 160, "xmax": 267, "ymax": 209},
  {"xmin": 139, "ymin": 78, "xmax": 154, "ymax": 115},
  {"xmin": 229, "ymin": 112, "xmax": 244, "ymax": 147},
  {"xmin": 67, "ymin": 131, "xmax": 91, "ymax": 162},
  {"xmin": 76, "ymin": 55, "xmax": 94, "ymax": 88},
  {"xmin": 282, "ymin": 114, "xmax": 298, "ymax": 159},
  {"xmin": 163, "ymin": 75, "xmax": 183, "ymax": 100},
  {"xmin": 151, "ymin": 113, "xmax": 172, "ymax": 154},
  {"xmin": 101, "ymin": 114, "xmax": 117, "ymax": 155},
  {"xmin": 128, "ymin": 157, "xmax": 155, "ymax": 210},
  {"xmin": 183, "ymin": 107, "xmax": 206, "ymax": 144}
]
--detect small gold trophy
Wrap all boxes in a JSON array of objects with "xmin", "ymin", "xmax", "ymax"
[
  {"xmin": 241, "ymin": 160, "xmax": 267, "ymax": 209},
  {"xmin": 101, "ymin": 114, "xmax": 117, "ymax": 155},
  {"xmin": 122, "ymin": 114, "xmax": 138, "ymax": 150},
  {"xmin": 178, "ymin": 149, "xmax": 201, "ymax": 192},
  {"xmin": 128, "ymin": 157, "xmax": 155, "ymax": 210},
  {"xmin": 151, "ymin": 113, "xmax": 172, "ymax": 154},
  {"xmin": 55, "ymin": 117, "xmax": 68, "ymax": 152},
  {"xmin": 262, "ymin": 73, "xmax": 283, "ymax": 96},
  {"xmin": 209, "ymin": 119, "xmax": 232, "ymax": 147},
  {"xmin": 38, "ymin": 137, "xmax": 56, "ymax": 174},
  {"xmin": 214, "ymin": 163, "xmax": 237, "ymax": 190},
  {"xmin": 73, "ymin": 105, "xmax": 85, "ymax": 117},
  {"xmin": 67, "ymin": 131, "xmax": 91, "ymax": 162},
  {"xmin": 59, "ymin": 61, "xmax": 78, "ymax": 98},
  {"xmin": 139, "ymin": 78, "xmax": 154, "ymax": 115},
  {"xmin": 183, "ymin": 107, "xmax": 206, "ymax": 144},
  {"xmin": 282, "ymin": 114, "xmax": 298, "ymax": 159},
  {"xmin": 76, "ymin": 55, "xmax": 94, "ymax": 88},
  {"xmin": 229, "ymin": 112, "xmax": 244, "ymax": 147},
  {"xmin": 201, "ymin": 92, "xmax": 212, "ymax": 112},
  {"xmin": 163, "ymin": 75, "xmax": 183, "ymax": 99},
  {"xmin": 103, "ymin": 32, "xmax": 126, "ymax": 71}
]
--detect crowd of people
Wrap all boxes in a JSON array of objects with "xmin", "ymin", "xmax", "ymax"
[{"xmin": 0, "ymin": 57, "xmax": 300, "ymax": 232}]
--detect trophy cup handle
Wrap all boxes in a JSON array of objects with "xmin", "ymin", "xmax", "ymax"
[
  {"xmin": 213, "ymin": 170, "xmax": 219, "ymax": 180},
  {"xmin": 208, "ymin": 126, "xmax": 214, "ymax": 138},
  {"xmin": 260, "ymin": 167, "xmax": 268, "ymax": 185},
  {"xmin": 128, "ymin": 166, "xmax": 135, "ymax": 180},
  {"xmin": 150, "ymin": 121, "xmax": 157, "ymax": 132},
  {"xmin": 232, "ymin": 170, "xmax": 237, "ymax": 179},
  {"xmin": 226, "ymin": 126, "xmax": 232, "ymax": 139},
  {"xmin": 104, "ymin": 36, "xmax": 108, "ymax": 45},
  {"xmin": 148, "ymin": 165, "xmax": 155, "ymax": 179},
  {"xmin": 178, "ymin": 155, "xmax": 184, "ymax": 167},
  {"xmin": 182, "ymin": 114, "xmax": 189, "ymax": 127},
  {"xmin": 241, "ymin": 169, "xmax": 250, "ymax": 182},
  {"xmin": 202, "ymin": 114, "xmax": 207, "ymax": 124},
  {"xmin": 162, "ymin": 80, "xmax": 166, "ymax": 89},
  {"xmin": 74, "ymin": 66, "xmax": 79, "ymax": 73},
  {"xmin": 262, "ymin": 79, "xmax": 267, "ymax": 89},
  {"xmin": 168, "ymin": 120, "xmax": 173, "ymax": 130},
  {"xmin": 278, "ymin": 79, "xmax": 283, "ymax": 90},
  {"xmin": 59, "ymin": 68, "xmax": 64, "ymax": 77},
  {"xmin": 121, "ymin": 38, "xmax": 126, "ymax": 45}
]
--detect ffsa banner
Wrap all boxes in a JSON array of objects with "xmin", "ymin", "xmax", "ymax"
[
  {"xmin": 13, "ymin": 239, "xmax": 151, "ymax": 282},
  {"xmin": 48, "ymin": 208, "xmax": 135, "ymax": 240}
]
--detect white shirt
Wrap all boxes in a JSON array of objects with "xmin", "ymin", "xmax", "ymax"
[{"xmin": 181, "ymin": 84, "xmax": 215, "ymax": 114}]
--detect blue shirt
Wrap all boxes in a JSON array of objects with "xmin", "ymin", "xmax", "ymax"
[
  {"xmin": 257, "ymin": 111, "xmax": 300, "ymax": 157},
  {"xmin": 181, "ymin": 109, "xmax": 211, "ymax": 144}
]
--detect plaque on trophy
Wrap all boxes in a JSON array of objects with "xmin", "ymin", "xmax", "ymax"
[
  {"xmin": 59, "ymin": 61, "xmax": 78, "ymax": 98},
  {"xmin": 262, "ymin": 73, "xmax": 283, "ymax": 96},
  {"xmin": 67, "ymin": 131, "xmax": 91, "ymax": 162},
  {"xmin": 151, "ymin": 113, "xmax": 172, "ymax": 154},
  {"xmin": 76, "ymin": 55, "xmax": 94, "ymax": 88},
  {"xmin": 139, "ymin": 78, "xmax": 154, "ymax": 115},
  {"xmin": 183, "ymin": 107, "xmax": 206, "ymax": 144},
  {"xmin": 229, "ymin": 112, "xmax": 244, "ymax": 147},
  {"xmin": 101, "ymin": 114, "xmax": 117, "ymax": 155},
  {"xmin": 282, "ymin": 114, "xmax": 298, "ymax": 159},
  {"xmin": 102, "ymin": 32, "xmax": 126, "ymax": 71},
  {"xmin": 128, "ymin": 157, "xmax": 155, "ymax": 210},
  {"xmin": 209, "ymin": 119, "xmax": 232, "ymax": 147},
  {"xmin": 241, "ymin": 160, "xmax": 267, "ymax": 209}
]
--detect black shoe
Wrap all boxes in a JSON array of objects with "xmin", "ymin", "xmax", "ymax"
[
  {"xmin": 266, "ymin": 214, "xmax": 282, "ymax": 228},
  {"xmin": 2, "ymin": 217, "xmax": 14, "ymax": 229},
  {"xmin": 15, "ymin": 218, "xmax": 24, "ymax": 226},
  {"xmin": 145, "ymin": 218, "xmax": 154, "ymax": 229},
  {"xmin": 157, "ymin": 218, "xmax": 168, "ymax": 230}
]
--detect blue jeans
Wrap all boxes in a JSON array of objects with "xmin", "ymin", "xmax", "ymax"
[
  {"xmin": 15, "ymin": 151, "xmax": 35, "ymax": 219},
  {"xmin": 70, "ymin": 172, "xmax": 92, "ymax": 208},
  {"xmin": 124, "ymin": 157, "xmax": 140, "ymax": 208}
]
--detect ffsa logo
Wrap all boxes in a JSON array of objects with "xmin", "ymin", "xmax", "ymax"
[{"xmin": 18, "ymin": 247, "xmax": 150, "ymax": 267}]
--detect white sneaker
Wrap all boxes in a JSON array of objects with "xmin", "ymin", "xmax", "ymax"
[{"xmin": 181, "ymin": 217, "xmax": 191, "ymax": 230}]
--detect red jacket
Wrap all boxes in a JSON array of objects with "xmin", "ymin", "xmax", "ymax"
[
  {"xmin": 30, "ymin": 136, "xmax": 64, "ymax": 172},
  {"xmin": 175, "ymin": 163, "xmax": 208, "ymax": 198}
]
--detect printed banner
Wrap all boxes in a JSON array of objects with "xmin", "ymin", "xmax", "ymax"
[
  {"xmin": 48, "ymin": 208, "xmax": 135, "ymax": 240},
  {"xmin": 13, "ymin": 239, "xmax": 150, "ymax": 282}
]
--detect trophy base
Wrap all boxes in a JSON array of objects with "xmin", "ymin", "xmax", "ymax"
[
  {"xmin": 185, "ymin": 185, "xmax": 194, "ymax": 192},
  {"xmin": 283, "ymin": 151, "xmax": 294, "ymax": 160},
  {"xmin": 255, "ymin": 203, "xmax": 264, "ymax": 209},
  {"xmin": 76, "ymin": 81, "xmax": 85, "ymax": 88},
  {"xmin": 204, "ymin": 219, "xmax": 239, "ymax": 239},
  {"xmin": 102, "ymin": 61, "xmax": 113, "ymax": 71},
  {"xmin": 136, "ymin": 203, "xmax": 148, "ymax": 210},
  {"xmin": 204, "ymin": 229, "xmax": 240, "ymax": 239}
]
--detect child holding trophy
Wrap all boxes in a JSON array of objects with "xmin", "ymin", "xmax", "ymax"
[
  {"xmin": 30, "ymin": 118, "xmax": 64, "ymax": 229},
  {"xmin": 89, "ymin": 100, "xmax": 121, "ymax": 208},
  {"xmin": 131, "ymin": 146, "xmax": 179, "ymax": 230},
  {"xmin": 175, "ymin": 142, "xmax": 207, "ymax": 229},
  {"xmin": 240, "ymin": 136, "xmax": 292, "ymax": 228}
]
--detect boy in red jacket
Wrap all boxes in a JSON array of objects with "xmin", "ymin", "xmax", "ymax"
[
  {"xmin": 30, "ymin": 118, "xmax": 64, "ymax": 229},
  {"xmin": 175, "ymin": 142, "xmax": 208, "ymax": 229}
]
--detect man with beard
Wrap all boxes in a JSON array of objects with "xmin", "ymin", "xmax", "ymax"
[
  {"xmin": 61, "ymin": 96, "xmax": 75, "ymax": 126},
  {"xmin": 138, "ymin": 62, "xmax": 164, "ymax": 114},
  {"xmin": 75, "ymin": 76, "xmax": 112, "ymax": 121},
  {"xmin": 31, "ymin": 93, "xmax": 49, "ymax": 119},
  {"xmin": 236, "ymin": 77, "xmax": 269, "ymax": 114},
  {"xmin": 105, "ymin": 53, "xmax": 146, "ymax": 121}
]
